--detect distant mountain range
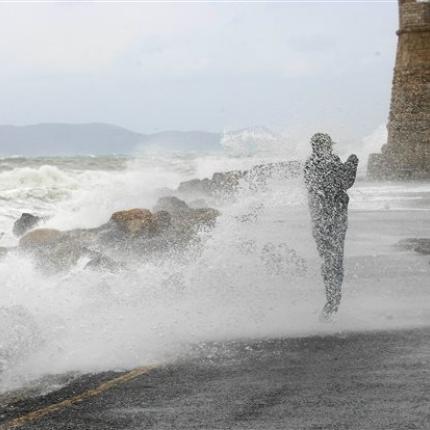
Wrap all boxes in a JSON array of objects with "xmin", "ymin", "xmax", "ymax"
[{"xmin": 0, "ymin": 123, "xmax": 222, "ymax": 156}]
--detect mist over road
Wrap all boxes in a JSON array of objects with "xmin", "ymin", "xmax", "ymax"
[{"xmin": 2, "ymin": 328, "xmax": 429, "ymax": 429}]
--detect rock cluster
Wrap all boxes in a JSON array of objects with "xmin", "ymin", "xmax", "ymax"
[
  {"xmin": 176, "ymin": 161, "xmax": 301, "ymax": 199},
  {"xmin": 13, "ymin": 196, "xmax": 220, "ymax": 273},
  {"xmin": 7, "ymin": 160, "xmax": 302, "ymax": 273}
]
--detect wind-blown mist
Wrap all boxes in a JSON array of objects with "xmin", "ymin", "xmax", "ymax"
[{"xmin": 1, "ymin": 130, "xmax": 430, "ymax": 393}]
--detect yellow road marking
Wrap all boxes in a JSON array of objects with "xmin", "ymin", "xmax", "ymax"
[{"xmin": 0, "ymin": 366, "xmax": 154, "ymax": 430}]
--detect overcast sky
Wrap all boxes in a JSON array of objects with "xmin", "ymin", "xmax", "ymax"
[{"xmin": 0, "ymin": 1, "xmax": 398, "ymax": 141}]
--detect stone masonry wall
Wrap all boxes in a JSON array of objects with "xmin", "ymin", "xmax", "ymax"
[{"xmin": 368, "ymin": 0, "xmax": 430, "ymax": 179}]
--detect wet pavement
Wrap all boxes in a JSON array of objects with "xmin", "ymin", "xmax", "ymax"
[{"xmin": 1, "ymin": 328, "xmax": 430, "ymax": 429}]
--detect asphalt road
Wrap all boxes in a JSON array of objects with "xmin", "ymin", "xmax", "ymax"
[{"xmin": 1, "ymin": 328, "xmax": 430, "ymax": 430}]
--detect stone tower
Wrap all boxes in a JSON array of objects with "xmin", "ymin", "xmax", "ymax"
[{"xmin": 368, "ymin": 0, "xmax": 430, "ymax": 179}]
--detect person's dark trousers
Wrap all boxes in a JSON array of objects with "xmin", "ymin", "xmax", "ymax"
[{"xmin": 311, "ymin": 207, "xmax": 348, "ymax": 313}]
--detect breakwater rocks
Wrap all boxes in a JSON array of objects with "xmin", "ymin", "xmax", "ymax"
[
  {"xmin": 176, "ymin": 161, "xmax": 302, "ymax": 199},
  {"xmin": 14, "ymin": 197, "xmax": 220, "ymax": 273},
  {"xmin": 6, "ymin": 161, "xmax": 301, "ymax": 272}
]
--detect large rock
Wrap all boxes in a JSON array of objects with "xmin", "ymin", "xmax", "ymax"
[
  {"xmin": 13, "ymin": 213, "xmax": 43, "ymax": 237},
  {"xmin": 397, "ymin": 238, "xmax": 430, "ymax": 255},
  {"xmin": 177, "ymin": 171, "xmax": 244, "ymax": 197},
  {"xmin": 152, "ymin": 210, "xmax": 172, "ymax": 232},
  {"xmin": 186, "ymin": 208, "xmax": 220, "ymax": 227},
  {"xmin": 153, "ymin": 196, "xmax": 220, "ymax": 229},
  {"xmin": 188, "ymin": 199, "xmax": 209, "ymax": 209},
  {"xmin": 153, "ymin": 196, "xmax": 190, "ymax": 214},
  {"xmin": 210, "ymin": 171, "xmax": 243, "ymax": 194},
  {"xmin": 19, "ymin": 229, "xmax": 82, "ymax": 272},
  {"xmin": 110, "ymin": 208, "xmax": 172, "ymax": 237},
  {"xmin": 19, "ymin": 228, "xmax": 64, "ymax": 249},
  {"xmin": 111, "ymin": 208, "xmax": 154, "ymax": 235}
]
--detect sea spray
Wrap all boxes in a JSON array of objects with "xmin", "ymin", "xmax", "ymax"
[{"xmin": 1, "ymin": 147, "xmax": 430, "ymax": 393}]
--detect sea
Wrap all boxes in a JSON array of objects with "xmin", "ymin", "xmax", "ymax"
[{"xmin": 1, "ymin": 151, "xmax": 430, "ymax": 393}]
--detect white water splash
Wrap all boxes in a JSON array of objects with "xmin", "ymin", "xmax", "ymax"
[{"xmin": 1, "ymin": 142, "xmax": 430, "ymax": 393}]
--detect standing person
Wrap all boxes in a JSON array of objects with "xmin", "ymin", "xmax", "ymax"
[{"xmin": 304, "ymin": 133, "xmax": 359, "ymax": 320}]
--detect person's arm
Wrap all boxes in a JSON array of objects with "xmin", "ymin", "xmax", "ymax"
[
  {"xmin": 304, "ymin": 160, "xmax": 310, "ymax": 187},
  {"xmin": 338, "ymin": 154, "xmax": 359, "ymax": 190}
]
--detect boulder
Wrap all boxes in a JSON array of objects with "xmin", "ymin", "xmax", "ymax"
[
  {"xmin": 153, "ymin": 196, "xmax": 190, "ymax": 214},
  {"xmin": 110, "ymin": 208, "xmax": 155, "ymax": 235},
  {"xmin": 177, "ymin": 172, "xmax": 243, "ymax": 198},
  {"xmin": 152, "ymin": 210, "xmax": 172, "ymax": 232},
  {"xmin": 397, "ymin": 238, "xmax": 430, "ymax": 255},
  {"xmin": 415, "ymin": 243, "xmax": 430, "ymax": 256},
  {"xmin": 189, "ymin": 199, "xmax": 208, "ymax": 209},
  {"xmin": 19, "ymin": 229, "xmax": 81, "ymax": 272},
  {"xmin": 153, "ymin": 197, "xmax": 220, "ymax": 229},
  {"xmin": 186, "ymin": 208, "xmax": 220, "ymax": 227},
  {"xmin": 19, "ymin": 228, "xmax": 64, "ymax": 249},
  {"xmin": 66, "ymin": 225, "xmax": 108, "ymax": 247},
  {"xmin": 177, "ymin": 178, "xmax": 212, "ymax": 196},
  {"xmin": 13, "ymin": 213, "xmax": 43, "ymax": 237},
  {"xmin": 211, "ymin": 171, "xmax": 243, "ymax": 193}
]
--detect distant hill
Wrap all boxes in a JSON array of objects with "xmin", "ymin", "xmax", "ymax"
[
  {"xmin": 141, "ymin": 130, "xmax": 221, "ymax": 153},
  {"xmin": 0, "ymin": 123, "xmax": 222, "ymax": 156}
]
